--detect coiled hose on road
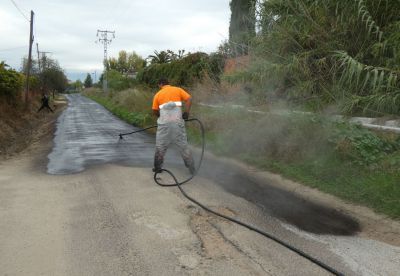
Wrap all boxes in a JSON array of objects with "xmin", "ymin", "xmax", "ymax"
[{"xmin": 119, "ymin": 118, "xmax": 344, "ymax": 276}]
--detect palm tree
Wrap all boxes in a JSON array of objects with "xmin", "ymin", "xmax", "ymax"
[{"xmin": 147, "ymin": 50, "xmax": 172, "ymax": 64}]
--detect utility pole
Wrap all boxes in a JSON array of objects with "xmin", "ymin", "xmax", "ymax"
[
  {"xmin": 25, "ymin": 10, "xmax": 34, "ymax": 104},
  {"xmin": 96, "ymin": 29, "xmax": 115, "ymax": 92},
  {"xmin": 36, "ymin": 43, "xmax": 52, "ymax": 72},
  {"xmin": 39, "ymin": 51, "xmax": 52, "ymax": 70},
  {"xmin": 36, "ymin": 43, "xmax": 40, "ymax": 71},
  {"xmin": 92, "ymin": 71, "xmax": 97, "ymax": 83}
]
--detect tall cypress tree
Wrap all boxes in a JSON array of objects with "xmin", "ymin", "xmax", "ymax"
[
  {"xmin": 84, "ymin": 73, "xmax": 93, "ymax": 88},
  {"xmin": 229, "ymin": 0, "xmax": 256, "ymax": 56}
]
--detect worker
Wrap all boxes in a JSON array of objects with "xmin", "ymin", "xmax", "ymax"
[
  {"xmin": 37, "ymin": 93, "xmax": 54, "ymax": 113},
  {"xmin": 152, "ymin": 78, "xmax": 195, "ymax": 174}
]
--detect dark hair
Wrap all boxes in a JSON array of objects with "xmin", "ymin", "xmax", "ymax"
[{"xmin": 158, "ymin": 78, "xmax": 169, "ymax": 86}]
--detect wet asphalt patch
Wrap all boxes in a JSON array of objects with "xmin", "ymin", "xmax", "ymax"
[
  {"xmin": 199, "ymin": 160, "xmax": 360, "ymax": 235},
  {"xmin": 47, "ymin": 94, "xmax": 183, "ymax": 175}
]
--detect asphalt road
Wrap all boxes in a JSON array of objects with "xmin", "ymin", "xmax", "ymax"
[{"xmin": 1, "ymin": 94, "xmax": 399, "ymax": 275}]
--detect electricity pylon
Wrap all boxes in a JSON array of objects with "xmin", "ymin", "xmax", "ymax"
[{"xmin": 96, "ymin": 30, "xmax": 115, "ymax": 92}]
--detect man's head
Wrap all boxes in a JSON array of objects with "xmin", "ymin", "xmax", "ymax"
[{"xmin": 158, "ymin": 78, "xmax": 169, "ymax": 88}]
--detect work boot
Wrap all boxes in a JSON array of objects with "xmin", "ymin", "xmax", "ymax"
[
  {"xmin": 188, "ymin": 164, "xmax": 196, "ymax": 175},
  {"xmin": 152, "ymin": 167, "xmax": 162, "ymax": 173}
]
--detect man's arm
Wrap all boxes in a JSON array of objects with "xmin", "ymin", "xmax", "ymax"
[
  {"xmin": 182, "ymin": 97, "xmax": 192, "ymax": 120},
  {"xmin": 184, "ymin": 97, "xmax": 192, "ymax": 113},
  {"xmin": 153, "ymin": 109, "xmax": 160, "ymax": 117},
  {"xmin": 152, "ymin": 93, "xmax": 159, "ymax": 117}
]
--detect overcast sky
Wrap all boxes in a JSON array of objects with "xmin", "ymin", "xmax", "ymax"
[{"xmin": 0, "ymin": 0, "xmax": 230, "ymax": 80}]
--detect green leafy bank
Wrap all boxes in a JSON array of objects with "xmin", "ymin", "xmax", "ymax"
[
  {"xmin": 189, "ymin": 105, "xmax": 400, "ymax": 218},
  {"xmin": 84, "ymin": 89, "xmax": 400, "ymax": 219},
  {"xmin": 84, "ymin": 88, "xmax": 156, "ymax": 129},
  {"xmin": 226, "ymin": 0, "xmax": 400, "ymax": 115},
  {"xmin": 0, "ymin": 62, "xmax": 24, "ymax": 104},
  {"xmin": 137, "ymin": 52, "xmax": 224, "ymax": 88}
]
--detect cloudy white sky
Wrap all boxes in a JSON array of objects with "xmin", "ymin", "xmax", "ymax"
[{"xmin": 0, "ymin": 0, "xmax": 230, "ymax": 80}]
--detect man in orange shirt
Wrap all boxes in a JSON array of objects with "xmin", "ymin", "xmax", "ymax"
[{"xmin": 152, "ymin": 78, "xmax": 195, "ymax": 174}]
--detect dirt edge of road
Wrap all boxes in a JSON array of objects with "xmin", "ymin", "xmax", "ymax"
[
  {"xmin": 198, "ymin": 150, "xmax": 400, "ymax": 247},
  {"xmin": 0, "ymin": 97, "xmax": 67, "ymax": 161}
]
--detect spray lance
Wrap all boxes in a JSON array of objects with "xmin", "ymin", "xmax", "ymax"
[
  {"xmin": 119, "ymin": 124, "xmax": 159, "ymax": 140},
  {"xmin": 117, "ymin": 118, "xmax": 344, "ymax": 276}
]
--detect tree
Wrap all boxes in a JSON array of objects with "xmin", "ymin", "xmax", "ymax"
[
  {"xmin": 84, "ymin": 73, "xmax": 93, "ymax": 88},
  {"xmin": 105, "ymin": 50, "xmax": 146, "ymax": 75},
  {"xmin": 168, "ymin": 49, "xmax": 186, "ymax": 61},
  {"xmin": 68, "ymin": 79, "xmax": 83, "ymax": 92},
  {"xmin": 228, "ymin": 0, "xmax": 400, "ymax": 115},
  {"xmin": 147, "ymin": 50, "xmax": 173, "ymax": 64},
  {"xmin": 229, "ymin": 0, "xmax": 256, "ymax": 56},
  {"xmin": 137, "ymin": 52, "xmax": 224, "ymax": 87},
  {"xmin": 217, "ymin": 40, "xmax": 233, "ymax": 58},
  {"xmin": 41, "ymin": 68, "xmax": 67, "ymax": 96},
  {"xmin": 0, "ymin": 61, "xmax": 24, "ymax": 102},
  {"xmin": 106, "ymin": 69, "xmax": 130, "ymax": 90},
  {"xmin": 21, "ymin": 55, "xmax": 67, "ymax": 97},
  {"xmin": 39, "ymin": 58, "xmax": 67, "ymax": 96}
]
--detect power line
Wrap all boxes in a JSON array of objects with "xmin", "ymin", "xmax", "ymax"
[
  {"xmin": 107, "ymin": 0, "xmax": 136, "ymax": 28},
  {"xmin": 105, "ymin": 0, "xmax": 123, "ymax": 24},
  {"xmin": 9, "ymin": 0, "xmax": 30, "ymax": 22},
  {"xmin": 33, "ymin": 15, "xmax": 38, "ymax": 43},
  {"xmin": 36, "ymin": 43, "xmax": 40, "ymax": 71},
  {"xmin": 0, "ymin": 46, "xmax": 26, "ymax": 52},
  {"xmin": 36, "ymin": 44, "xmax": 52, "ymax": 72}
]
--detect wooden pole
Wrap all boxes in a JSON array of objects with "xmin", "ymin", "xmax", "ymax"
[{"xmin": 25, "ymin": 10, "xmax": 34, "ymax": 104}]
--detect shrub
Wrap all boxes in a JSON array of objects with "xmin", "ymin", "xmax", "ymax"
[
  {"xmin": 0, "ymin": 62, "xmax": 24, "ymax": 102},
  {"xmin": 137, "ymin": 52, "xmax": 225, "ymax": 88},
  {"xmin": 106, "ymin": 69, "xmax": 131, "ymax": 91},
  {"xmin": 330, "ymin": 122, "xmax": 400, "ymax": 166},
  {"xmin": 227, "ymin": 0, "xmax": 400, "ymax": 115}
]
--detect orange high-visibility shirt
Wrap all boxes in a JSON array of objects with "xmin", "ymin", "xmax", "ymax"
[{"xmin": 152, "ymin": 85, "xmax": 191, "ymax": 111}]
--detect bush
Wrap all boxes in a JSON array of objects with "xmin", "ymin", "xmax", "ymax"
[
  {"xmin": 84, "ymin": 88, "xmax": 155, "ymax": 128},
  {"xmin": 0, "ymin": 62, "xmax": 24, "ymax": 102},
  {"xmin": 107, "ymin": 69, "xmax": 131, "ymax": 91},
  {"xmin": 137, "ymin": 52, "xmax": 225, "ymax": 88},
  {"xmin": 331, "ymin": 122, "xmax": 400, "ymax": 166},
  {"xmin": 191, "ymin": 106, "xmax": 400, "ymax": 168},
  {"xmin": 228, "ymin": 1, "xmax": 400, "ymax": 115}
]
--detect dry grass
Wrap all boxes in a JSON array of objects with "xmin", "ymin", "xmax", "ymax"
[{"xmin": 0, "ymin": 95, "xmax": 60, "ymax": 158}]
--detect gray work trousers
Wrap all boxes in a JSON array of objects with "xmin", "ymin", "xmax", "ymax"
[{"xmin": 154, "ymin": 122, "xmax": 194, "ymax": 170}]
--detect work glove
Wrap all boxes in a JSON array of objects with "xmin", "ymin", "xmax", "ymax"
[{"xmin": 182, "ymin": 112, "xmax": 189, "ymax": 120}]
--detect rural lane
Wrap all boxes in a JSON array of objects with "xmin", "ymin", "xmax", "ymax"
[{"xmin": 0, "ymin": 94, "xmax": 399, "ymax": 275}]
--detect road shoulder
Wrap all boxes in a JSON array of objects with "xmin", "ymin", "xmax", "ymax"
[{"xmin": 200, "ymin": 149, "xmax": 400, "ymax": 247}]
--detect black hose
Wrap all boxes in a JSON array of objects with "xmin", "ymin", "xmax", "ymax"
[
  {"xmin": 119, "ymin": 118, "xmax": 204, "ymax": 185},
  {"xmin": 121, "ymin": 118, "xmax": 344, "ymax": 276},
  {"xmin": 154, "ymin": 118, "xmax": 205, "ymax": 186},
  {"xmin": 119, "ymin": 124, "xmax": 158, "ymax": 139},
  {"xmin": 157, "ymin": 169, "xmax": 344, "ymax": 276}
]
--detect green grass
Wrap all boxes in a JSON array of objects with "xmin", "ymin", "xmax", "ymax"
[
  {"xmin": 188, "ymin": 105, "xmax": 400, "ymax": 219},
  {"xmin": 85, "ymin": 93, "xmax": 155, "ymax": 129},
  {"xmin": 239, "ymin": 155, "xmax": 400, "ymax": 218}
]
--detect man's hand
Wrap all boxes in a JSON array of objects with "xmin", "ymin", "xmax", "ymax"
[{"xmin": 182, "ymin": 112, "xmax": 189, "ymax": 120}]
